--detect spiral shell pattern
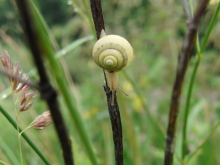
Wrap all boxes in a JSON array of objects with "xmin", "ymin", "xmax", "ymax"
[{"xmin": 92, "ymin": 35, "xmax": 134, "ymax": 72}]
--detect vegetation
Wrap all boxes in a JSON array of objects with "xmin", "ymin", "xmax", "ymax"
[{"xmin": 0, "ymin": 0, "xmax": 220, "ymax": 165}]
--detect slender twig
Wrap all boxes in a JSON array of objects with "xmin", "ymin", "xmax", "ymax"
[
  {"xmin": 90, "ymin": 1, "xmax": 123, "ymax": 165},
  {"xmin": 0, "ymin": 68, "xmax": 40, "ymax": 90},
  {"xmin": 14, "ymin": 0, "xmax": 74, "ymax": 165},
  {"xmin": 164, "ymin": 1, "xmax": 210, "ymax": 165}
]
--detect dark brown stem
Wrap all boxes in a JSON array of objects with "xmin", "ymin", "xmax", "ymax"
[
  {"xmin": 90, "ymin": 1, "xmax": 123, "ymax": 165},
  {"xmin": 14, "ymin": 0, "xmax": 74, "ymax": 165},
  {"xmin": 164, "ymin": 1, "xmax": 210, "ymax": 165},
  {"xmin": 104, "ymin": 86, "xmax": 123, "ymax": 165},
  {"xmin": 90, "ymin": 0, "xmax": 105, "ymax": 39}
]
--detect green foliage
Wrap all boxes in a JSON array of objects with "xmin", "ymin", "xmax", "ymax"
[{"xmin": 0, "ymin": 0, "xmax": 220, "ymax": 165}]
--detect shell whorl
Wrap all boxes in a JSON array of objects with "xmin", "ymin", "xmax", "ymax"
[{"xmin": 92, "ymin": 35, "xmax": 133, "ymax": 72}]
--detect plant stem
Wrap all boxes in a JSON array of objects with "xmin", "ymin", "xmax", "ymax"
[
  {"xmin": 13, "ymin": 93, "xmax": 24, "ymax": 165},
  {"xmin": 16, "ymin": 116, "xmax": 24, "ymax": 165},
  {"xmin": 181, "ymin": 2, "xmax": 220, "ymax": 160},
  {"xmin": 19, "ymin": 120, "xmax": 36, "ymax": 136},
  {"xmin": 104, "ymin": 86, "xmax": 123, "ymax": 165},
  {"xmin": 0, "ymin": 105, "xmax": 51, "ymax": 165},
  {"xmin": 181, "ymin": 34, "xmax": 202, "ymax": 160},
  {"xmin": 89, "ymin": 0, "xmax": 105, "ymax": 39},
  {"xmin": 90, "ymin": 1, "xmax": 124, "ymax": 164},
  {"xmin": 164, "ymin": 1, "xmax": 210, "ymax": 165},
  {"xmin": 181, "ymin": 54, "xmax": 201, "ymax": 159},
  {"xmin": 82, "ymin": 0, "xmax": 96, "ymax": 37},
  {"xmin": 201, "ymin": 2, "xmax": 220, "ymax": 53}
]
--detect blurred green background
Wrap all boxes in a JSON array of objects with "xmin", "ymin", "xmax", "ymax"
[{"xmin": 0, "ymin": 0, "xmax": 220, "ymax": 165}]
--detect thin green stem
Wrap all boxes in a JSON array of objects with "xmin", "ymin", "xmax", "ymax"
[
  {"xmin": 19, "ymin": 121, "xmax": 36, "ymax": 136},
  {"xmin": 195, "ymin": 34, "xmax": 201, "ymax": 58},
  {"xmin": 82, "ymin": 0, "xmax": 96, "ymax": 37},
  {"xmin": 19, "ymin": 127, "xmax": 31, "ymax": 136},
  {"xmin": 18, "ymin": 132, "xmax": 23, "ymax": 165},
  {"xmin": 0, "ymin": 105, "xmax": 51, "ymax": 165},
  {"xmin": 201, "ymin": 2, "xmax": 220, "ymax": 53},
  {"xmin": 181, "ymin": 54, "xmax": 201, "ymax": 159},
  {"xmin": 16, "ymin": 115, "xmax": 24, "ymax": 165},
  {"xmin": 13, "ymin": 93, "xmax": 24, "ymax": 165},
  {"xmin": 181, "ymin": 1, "xmax": 220, "ymax": 160},
  {"xmin": 181, "ymin": 33, "xmax": 202, "ymax": 160}
]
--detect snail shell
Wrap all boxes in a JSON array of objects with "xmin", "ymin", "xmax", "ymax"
[
  {"xmin": 92, "ymin": 31, "xmax": 133, "ymax": 105},
  {"xmin": 92, "ymin": 35, "xmax": 134, "ymax": 72}
]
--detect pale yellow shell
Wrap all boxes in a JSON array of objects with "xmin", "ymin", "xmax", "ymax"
[{"xmin": 92, "ymin": 35, "xmax": 134, "ymax": 72}]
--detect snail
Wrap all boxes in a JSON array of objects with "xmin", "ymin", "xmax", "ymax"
[{"xmin": 92, "ymin": 29, "xmax": 134, "ymax": 105}]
